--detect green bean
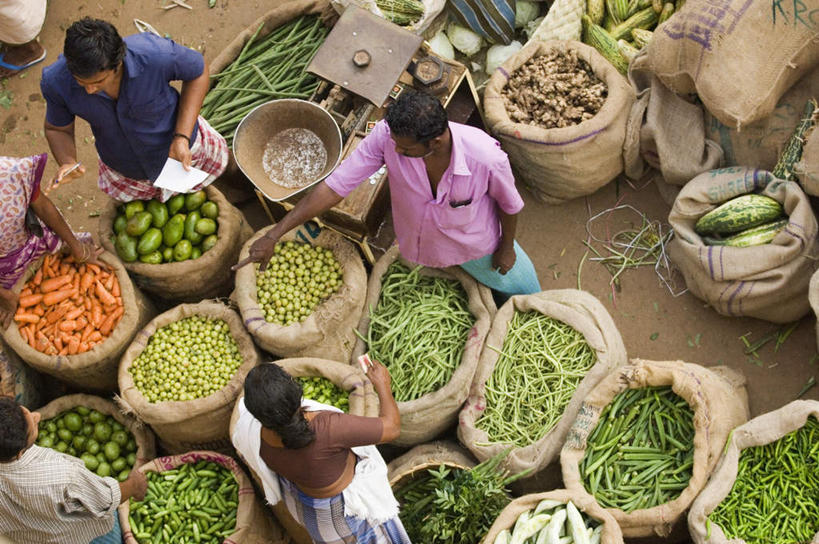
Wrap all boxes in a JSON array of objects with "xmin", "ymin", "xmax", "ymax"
[
  {"xmin": 708, "ymin": 417, "xmax": 819, "ymax": 544},
  {"xmin": 580, "ymin": 386, "xmax": 695, "ymax": 512}
]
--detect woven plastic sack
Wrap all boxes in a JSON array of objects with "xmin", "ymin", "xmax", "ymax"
[{"xmin": 527, "ymin": 0, "xmax": 584, "ymax": 42}]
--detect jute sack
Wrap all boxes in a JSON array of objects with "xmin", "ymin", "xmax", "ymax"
[
  {"xmin": 644, "ymin": 0, "xmax": 819, "ymax": 129},
  {"xmin": 387, "ymin": 440, "xmax": 477, "ymax": 487},
  {"xmin": 99, "ymin": 185, "xmax": 253, "ymax": 302},
  {"xmin": 811, "ymin": 270, "xmax": 819, "ymax": 355},
  {"xmin": 235, "ymin": 224, "xmax": 366, "ymax": 362},
  {"xmin": 482, "ymin": 490, "xmax": 625, "ymax": 544},
  {"xmin": 228, "ymin": 358, "xmax": 377, "ymax": 544},
  {"xmin": 119, "ymin": 451, "xmax": 286, "ymax": 544},
  {"xmin": 0, "ymin": 340, "xmax": 42, "ymax": 409},
  {"xmin": 458, "ymin": 289, "xmax": 627, "ymax": 476},
  {"xmin": 668, "ymin": 167, "xmax": 819, "ymax": 323},
  {"xmin": 329, "ymin": 0, "xmax": 445, "ymax": 38},
  {"xmin": 38, "ymin": 393, "xmax": 156, "ymax": 469},
  {"xmin": 118, "ymin": 301, "xmax": 260, "ymax": 454},
  {"xmin": 688, "ymin": 400, "xmax": 819, "ymax": 544},
  {"xmin": 352, "ymin": 246, "xmax": 492, "ymax": 447},
  {"xmin": 2, "ymin": 252, "xmax": 155, "ymax": 391},
  {"xmin": 484, "ymin": 40, "xmax": 635, "ymax": 204},
  {"xmin": 560, "ymin": 359, "xmax": 749, "ymax": 538},
  {"xmin": 796, "ymin": 126, "xmax": 819, "ymax": 196}
]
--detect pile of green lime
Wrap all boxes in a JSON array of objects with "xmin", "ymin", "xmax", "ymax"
[
  {"xmin": 129, "ymin": 316, "xmax": 243, "ymax": 403},
  {"xmin": 37, "ymin": 406, "xmax": 138, "ymax": 481},
  {"xmin": 256, "ymin": 241, "xmax": 342, "ymax": 326},
  {"xmin": 112, "ymin": 190, "xmax": 219, "ymax": 264},
  {"xmin": 298, "ymin": 376, "xmax": 349, "ymax": 411}
]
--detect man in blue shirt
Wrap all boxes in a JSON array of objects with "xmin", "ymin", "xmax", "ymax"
[{"xmin": 41, "ymin": 17, "xmax": 228, "ymax": 202}]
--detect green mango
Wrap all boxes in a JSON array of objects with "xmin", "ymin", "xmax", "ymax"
[
  {"xmin": 194, "ymin": 217, "xmax": 217, "ymax": 235},
  {"xmin": 200, "ymin": 201, "xmax": 218, "ymax": 219},
  {"xmin": 139, "ymin": 250, "xmax": 163, "ymax": 264},
  {"xmin": 167, "ymin": 194, "xmax": 186, "ymax": 216},
  {"xmin": 123, "ymin": 201, "xmax": 145, "ymax": 219},
  {"xmin": 125, "ymin": 211, "xmax": 153, "ymax": 237},
  {"xmin": 162, "ymin": 247, "xmax": 174, "ymax": 262},
  {"xmin": 146, "ymin": 200, "xmax": 169, "ymax": 228},
  {"xmin": 137, "ymin": 228, "xmax": 163, "ymax": 255},
  {"xmin": 190, "ymin": 247, "xmax": 202, "ymax": 260},
  {"xmin": 173, "ymin": 239, "xmax": 192, "ymax": 261},
  {"xmin": 184, "ymin": 210, "xmax": 203, "ymax": 245},
  {"xmin": 115, "ymin": 232, "xmax": 138, "ymax": 262},
  {"xmin": 113, "ymin": 215, "xmax": 128, "ymax": 234},
  {"xmin": 184, "ymin": 190, "xmax": 207, "ymax": 211},
  {"xmin": 201, "ymin": 234, "xmax": 218, "ymax": 252},
  {"xmin": 162, "ymin": 215, "xmax": 185, "ymax": 247}
]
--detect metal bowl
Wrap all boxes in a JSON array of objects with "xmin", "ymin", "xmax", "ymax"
[{"xmin": 232, "ymin": 99, "xmax": 343, "ymax": 201}]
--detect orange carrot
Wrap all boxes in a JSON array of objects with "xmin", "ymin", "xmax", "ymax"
[
  {"xmin": 40, "ymin": 275, "xmax": 72, "ymax": 293},
  {"xmin": 59, "ymin": 262, "xmax": 70, "ymax": 276},
  {"xmin": 58, "ymin": 320, "xmax": 77, "ymax": 332},
  {"xmin": 94, "ymin": 281, "xmax": 117, "ymax": 306},
  {"xmin": 13, "ymin": 314, "xmax": 41, "ymax": 324},
  {"xmin": 43, "ymin": 289, "xmax": 74, "ymax": 306},
  {"xmin": 80, "ymin": 324, "xmax": 94, "ymax": 343},
  {"xmin": 111, "ymin": 279, "xmax": 120, "ymax": 298},
  {"xmin": 67, "ymin": 336, "xmax": 80, "ymax": 355},
  {"xmin": 32, "ymin": 267, "xmax": 43, "ymax": 286},
  {"xmin": 81, "ymin": 272, "xmax": 95, "ymax": 292},
  {"xmin": 20, "ymin": 288, "xmax": 32, "ymax": 296},
  {"xmin": 18, "ymin": 294, "xmax": 43, "ymax": 308},
  {"xmin": 58, "ymin": 346, "xmax": 69, "ymax": 356},
  {"xmin": 32, "ymin": 305, "xmax": 45, "ymax": 317},
  {"xmin": 75, "ymin": 317, "xmax": 87, "ymax": 330},
  {"xmin": 90, "ymin": 305, "xmax": 103, "ymax": 328},
  {"xmin": 104, "ymin": 273, "xmax": 115, "ymax": 292},
  {"xmin": 54, "ymin": 337, "xmax": 63, "ymax": 351},
  {"xmin": 26, "ymin": 330, "xmax": 37, "ymax": 349},
  {"xmin": 87, "ymin": 263, "xmax": 101, "ymax": 274},
  {"xmin": 65, "ymin": 307, "xmax": 84, "ymax": 321},
  {"xmin": 84, "ymin": 298, "xmax": 92, "ymax": 311},
  {"xmin": 88, "ymin": 331, "xmax": 102, "ymax": 343}
]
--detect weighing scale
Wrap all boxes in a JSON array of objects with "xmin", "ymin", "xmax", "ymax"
[{"xmin": 250, "ymin": 6, "xmax": 484, "ymax": 263}]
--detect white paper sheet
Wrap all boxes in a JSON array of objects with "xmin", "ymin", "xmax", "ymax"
[{"xmin": 152, "ymin": 158, "xmax": 210, "ymax": 193}]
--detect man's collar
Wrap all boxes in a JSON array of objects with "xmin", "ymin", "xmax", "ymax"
[
  {"xmin": 447, "ymin": 123, "xmax": 471, "ymax": 176},
  {"xmin": 122, "ymin": 45, "xmax": 140, "ymax": 79}
]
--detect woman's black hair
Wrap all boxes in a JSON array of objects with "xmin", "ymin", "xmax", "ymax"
[
  {"xmin": 243, "ymin": 364, "xmax": 315, "ymax": 449},
  {"xmin": 0, "ymin": 397, "xmax": 28, "ymax": 462},
  {"xmin": 64, "ymin": 17, "xmax": 126, "ymax": 78},
  {"xmin": 384, "ymin": 88, "xmax": 449, "ymax": 143}
]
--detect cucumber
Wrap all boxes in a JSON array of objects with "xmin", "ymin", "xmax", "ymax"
[
  {"xmin": 137, "ymin": 228, "xmax": 163, "ymax": 255},
  {"xmin": 125, "ymin": 211, "xmax": 153, "ymax": 237},
  {"xmin": 695, "ymin": 194, "xmax": 784, "ymax": 235},
  {"xmin": 703, "ymin": 219, "xmax": 789, "ymax": 247},
  {"xmin": 147, "ymin": 200, "xmax": 169, "ymax": 228},
  {"xmin": 582, "ymin": 15, "xmax": 630, "ymax": 75}
]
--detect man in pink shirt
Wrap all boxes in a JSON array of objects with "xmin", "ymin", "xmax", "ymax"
[{"xmin": 234, "ymin": 90, "xmax": 539, "ymax": 299}]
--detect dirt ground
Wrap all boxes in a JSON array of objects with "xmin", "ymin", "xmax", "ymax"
[{"xmin": 1, "ymin": 1, "xmax": 817, "ymax": 543}]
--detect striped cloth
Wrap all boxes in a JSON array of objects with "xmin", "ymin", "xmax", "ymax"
[
  {"xmin": 97, "ymin": 115, "xmax": 228, "ymax": 203},
  {"xmin": 278, "ymin": 476, "xmax": 411, "ymax": 544},
  {"xmin": 448, "ymin": 0, "xmax": 516, "ymax": 44}
]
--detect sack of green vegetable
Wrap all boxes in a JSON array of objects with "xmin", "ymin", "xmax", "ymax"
[
  {"xmin": 118, "ymin": 301, "xmax": 260, "ymax": 454},
  {"xmin": 644, "ymin": 0, "xmax": 819, "ymax": 129},
  {"xmin": 234, "ymin": 224, "xmax": 366, "ymax": 362},
  {"xmin": 484, "ymin": 40, "xmax": 635, "ymax": 205},
  {"xmin": 99, "ymin": 185, "xmax": 253, "ymax": 302},
  {"xmin": 37, "ymin": 394, "xmax": 156, "ymax": 481},
  {"xmin": 0, "ymin": 339, "xmax": 43, "ymax": 409},
  {"xmin": 330, "ymin": 0, "xmax": 445, "ymax": 37},
  {"xmin": 352, "ymin": 246, "xmax": 492, "ymax": 446},
  {"xmin": 668, "ymin": 167, "xmax": 818, "ymax": 323},
  {"xmin": 560, "ymin": 359, "xmax": 749, "ymax": 538},
  {"xmin": 458, "ymin": 289, "xmax": 627, "ymax": 476},
  {"xmin": 688, "ymin": 400, "xmax": 819, "ymax": 544},
  {"xmin": 3, "ymin": 252, "xmax": 155, "ymax": 391},
  {"xmin": 119, "ymin": 450, "xmax": 286, "ymax": 544},
  {"xmin": 483, "ymin": 491, "xmax": 624, "ymax": 544}
]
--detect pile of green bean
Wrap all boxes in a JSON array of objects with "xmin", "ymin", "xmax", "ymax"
[
  {"xmin": 201, "ymin": 15, "xmax": 330, "ymax": 145},
  {"xmin": 580, "ymin": 386, "xmax": 695, "ymax": 513},
  {"xmin": 708, "ymin": 417, "xmax": 819, "ymax": 544},
  {"xmin": 298, "ymin": 376, "xmax": 350, "ymax": 411},
  {"xmin": 362, "ymin": 262, "xmax": 473, "ymax": 402},
  {"xmin": 475, "ymin": 312, "xmax": 596, "ymax": 447},
  {"xmin": 128, "ymin": 460, "xmax": 238, "ymax": 543}
]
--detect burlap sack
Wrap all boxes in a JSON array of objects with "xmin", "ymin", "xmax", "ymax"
[
  {"xmin": 645, "ymin": 0, "xmax": 819, "ymax": 129},
  {"xmin": 99, "ymin": 185, "xmax": 253, "ymax": 302},
  {"xmin": 482, "ymin": 490, "xmax": 625, "ymax": 544},
  {"xmin": 352, "ymin": 246, "xmax": 492, "ymax": 447},
  {"xmin": 330, "ymin": 0, "xmax": 445, "ymax": 37},
  {"xmin": 0, "ymin": 339, "xmax": 42, "ymax": 409},
  {"xmin": 668, "ymin": 167, "xmax": 819, "ymax": 323},
  {"xmin": 811, "ymin": 270, "xmax": 819, "ymax": 357},
  {"xmin": 118, "ymin": 301, "xmax": 260, "ymax": 454},
  {"xmin": 560, "ymin": 359, "xmax": 749, "ymax": 538},
  {"xmin": 2, "ymin": 252, "xmax": 155, "ymax": 391},
  {"xmin": 387, "ymin": 440, "xmax": 477, "ymax": 486},
  {"xmin": 688, "ymin": 400, "xmax": 819, "ymax": 544},
  {"xmin": 484, "ymin": 40, "xmax": 635, "ymax": 204},
  {"xmin": 796, "ymin": 126, "xmax": 819, "ymax": 196},
  {"xmin": 458, "ymin": 289, "xmax": 627, "ymax": 476},
  {"xmin": 234, "ymin": 224, "xmax": 366, "ymax": 362},
  {"xmin": 119, "ymin": 451, "xmax": 286, "ymax": 544},
  {"xmin": 227, "ymin": 358, "xmax": 376, "ymax": 544},
  {"xmin": 37, "ymin": 393, "xmax": 156, "ymax": 469}
]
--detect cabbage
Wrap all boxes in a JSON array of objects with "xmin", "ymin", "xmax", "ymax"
[
  {"xmin": 485, "ymin": 41, "xmax": 522, "ymax": 75},
  {"xmin": 427, "ymin": 31, "xmax": 455, "ymax": 60},
  {"xmin": 446, "ymin": 22, "xmax": 484, "ymax": 57},
  {"xmin": 515, "ymin": 0, "xmax": 539, "ymax": 28}
]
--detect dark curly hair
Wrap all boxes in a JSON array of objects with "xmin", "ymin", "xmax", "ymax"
[
  {"xmin": 64, "ymin": 17, "xmax": 126, "ymax": 78},
  {"xmin": 244, "ymin": 364, "xmax": 315, "ymax": 449},
  {"xmin": 0, "ymin": 397, "xmax": 29, "ymax": 462},
  {"xmin": 384, "ymin": 88, "xmax": 449, "ymax": 143}
]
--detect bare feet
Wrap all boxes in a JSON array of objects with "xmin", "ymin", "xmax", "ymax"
[{"xmin": 0, "ymin": 40, "xmax": 45, "ymax": 78}]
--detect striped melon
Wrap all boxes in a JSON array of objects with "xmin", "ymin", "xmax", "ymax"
[
  {"xmin": 694, "ymin": 194, "xmax": 784, "ymax": 235},
  {"xmin": 703, "ymin": 219, "xmax": 789, "ymax": 247}
]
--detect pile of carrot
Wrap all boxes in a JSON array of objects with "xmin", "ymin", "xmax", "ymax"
[{"xmin": 14, "ymin": 253, "xmax": 124, "ymax": 356}]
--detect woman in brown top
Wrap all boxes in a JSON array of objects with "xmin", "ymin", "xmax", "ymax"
[{"xmin": 242, "ymin": 359, "xmax": 411, "ymax": 544}]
